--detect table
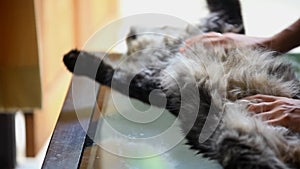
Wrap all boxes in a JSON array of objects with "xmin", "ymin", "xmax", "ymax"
[
  {"xmin": 42, "ymin": 53, "xmax": 300, "ymax": 169},
  {"xmin": 41, "ymin": 76, "xmax": 221, "ymax": 169}
]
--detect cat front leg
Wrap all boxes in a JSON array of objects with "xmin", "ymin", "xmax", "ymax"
[
  {"xmin": 63, "ymin": 49, "xmax": 170, "ymax": 109},
  {"xmin": 63, "ymin": 49, "xmax": 115, "ymax": 86}
]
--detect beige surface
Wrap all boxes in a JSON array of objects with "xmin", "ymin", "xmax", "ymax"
[
  {"xmin": 0, "ymin": 0, "xmax": 41, "ymax": 110},
  {"xmin": 0, "ymin": 67, "xmax": 41, "ymax": 111}
]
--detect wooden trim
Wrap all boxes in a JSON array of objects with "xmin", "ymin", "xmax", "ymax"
[
  {"xmin": 24, "ymin": 113, "xmax": 35, "ymax": 156},
  {"xmin": 42, "ymin": 52, "xmax": 121, "ymax": 168},
  {"xmin": 41, "ymin": 79, "xmax": 99, "ymax": 169}
]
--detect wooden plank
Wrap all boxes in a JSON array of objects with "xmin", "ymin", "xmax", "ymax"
[
  {"xmin": 41, "ymin": 79, "xmax": 98, "ymax": 169},
  {"xmin": 42, "ymin": 51, "xmax": 121, "ymax": 168}
]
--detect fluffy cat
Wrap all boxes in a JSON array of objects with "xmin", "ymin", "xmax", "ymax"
[{"xmin": 63, "ymin": 0, "xmax": 300, "ymax": 168}]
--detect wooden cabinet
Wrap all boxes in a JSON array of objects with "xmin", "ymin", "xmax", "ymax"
[{"xmin": 0, "ymin": 0, "xmax": 119, "ymax": 157}]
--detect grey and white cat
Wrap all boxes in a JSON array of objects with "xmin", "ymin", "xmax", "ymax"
[{"xmin": 63, "ymin": 0, "xmax": 300, "ymax": 168}]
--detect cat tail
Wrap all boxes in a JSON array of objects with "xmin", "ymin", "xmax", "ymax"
[
  {"xmin": 201, "ymin": 0, "xmax": 245, "ymax": 34},
  {"xmin": 63, "ymin": 49, "xmax": 167, "ymax": 107}
]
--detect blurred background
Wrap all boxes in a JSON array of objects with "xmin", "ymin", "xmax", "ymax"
[{"xmin": 0, "ymin": 0, "xmax": 299, "ymax": 169}]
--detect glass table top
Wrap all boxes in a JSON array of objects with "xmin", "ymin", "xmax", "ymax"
[
  {"xmin": 79, "ymin": 86, "xmax": 222, "ymax": 169},
  {"xmin": 43, "ymin": 53, "xmax": 300, "ymax": 169}
]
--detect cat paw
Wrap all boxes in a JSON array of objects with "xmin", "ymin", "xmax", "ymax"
[{"xmin": 63, "ymin": 49, "xmax": 80, "ymax": 72}]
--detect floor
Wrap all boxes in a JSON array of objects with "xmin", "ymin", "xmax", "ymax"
[
  {"xmin": 15, "ymin": 112, "xmax": 49, "ymax": 169},
  {"xmin": 15, "ymin": 143, "xmax": 48, "ymax": 169}
]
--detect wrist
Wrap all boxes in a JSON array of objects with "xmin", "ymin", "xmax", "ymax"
[
  {"xmin": 258, "ymin": 35, "xmax": 286, "ymax": 53},
  {"xmin": 255, "ymin": 37, "xmax": 273, "ymax": 50}
]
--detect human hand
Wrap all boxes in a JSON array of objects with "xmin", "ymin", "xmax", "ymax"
[
  {"xmin": 179, "ymin": 32, "xmax": 271, "ymax": 52},
  {"xmin": 245, "ymin": 94, "xmax": 300, "ymax": 132}
]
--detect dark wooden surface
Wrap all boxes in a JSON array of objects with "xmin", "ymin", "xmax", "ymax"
[
  {"xmin": 41, "ymin": 78, "xmax": 100, "ymax": 169},
  {"xmin": 42, "ymin": 53, "xmax": 120, "ymax": 169}
]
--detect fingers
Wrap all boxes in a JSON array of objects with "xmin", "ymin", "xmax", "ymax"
[
  {"xmin": 254, "ymin": 105, "xmax": 293, "ymax": 120},
  {"xmin": 248, "ymin": 100, "xmax": 291, "ymax": 113},
  {"xmin": 245, "ymin": 94, "xmax": 295, "ymax": 115},
  {"xmin": 248, "ymin": 101, "xmax": 277, "ymax": 112},
  {"xmin": 185, "ymin": 32, "xmax": 223, "ymax": 45},
  {"xmin": 244, "ymin": 94, "xmax": 278, "ymax": 102},
  {"xmin": 266, "ymin": 113, "xmax": 289, "ymax": 127},
  {"xmin": 245, "ymin": 94, "xmax": 300, "ymax": 131},
  {"xmin": 180, "ymin": 32, "xmax": 226, "ymax": 53},
  {"xmin": 179, "ymin": 47, "xmax": 185, "ymax": 53},
  {"xmin": 201, "ymin": 37, "xmax": 228, "ymax": 46},
  {"xmin": 265, "ymin": 108, "xmax": 300, "ymax": 132},
  {"xmin": 181, "ymin": 32, "xmax": 265, "ymax": 53}
]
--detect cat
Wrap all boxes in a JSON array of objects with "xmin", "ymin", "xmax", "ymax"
[{"xmin": 63, "ymin": 0, "xmax": 300, "ymax": 168}]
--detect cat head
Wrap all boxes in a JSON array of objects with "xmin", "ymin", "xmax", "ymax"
[{"xmin": 125, "ymin": 26, "xmax": 199, "ymax": 56}]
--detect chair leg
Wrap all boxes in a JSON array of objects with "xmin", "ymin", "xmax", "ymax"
[{"xmin": 0, "ymin": 113, "xmax": 16, "ymax": 169}]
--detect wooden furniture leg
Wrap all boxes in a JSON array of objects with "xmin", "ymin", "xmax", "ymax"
[{"xmin": 24, "ymin": 109, "xmax": 61, "ymax": 157}]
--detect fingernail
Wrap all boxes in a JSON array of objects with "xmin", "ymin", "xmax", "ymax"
[
  {"xmin": 179, "ymin": 47, "xmax": 185, "ymax": 53},
  {"xmin": 185, "ymin": 39, "xmax": 191, "ymax": 44}
]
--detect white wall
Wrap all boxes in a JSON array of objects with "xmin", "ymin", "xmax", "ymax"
[
  {"xmin": 242, "ymin": 0, "xmax": 300, "ymax": 36},
  {"xmin": 119, "ymin": 0, "xmax": 300, "ymax": 52},
  {"xmin": 119, "ymin": 0, "xmax": 208, "ymax": 23}
]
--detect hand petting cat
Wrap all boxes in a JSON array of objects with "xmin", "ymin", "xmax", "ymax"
[
  {"xmin": 181, "ymin": 19, "xmax": 300, "ymax": 132},
  {"xmin": 246, "ymin": 94, "xmax": 300, "ymax": 132},
  {"xmin": 181, "ymin": 19, "xmax": 300, "ymax": 53}
]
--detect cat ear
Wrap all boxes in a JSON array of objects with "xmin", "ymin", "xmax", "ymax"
[
  {"xmin": 185, "ymin": 24, "xmax": 203, "ymax": 36},
  {"xmin": 127, "ymin": 27, "xmax": 138, "ymax": 41}
]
